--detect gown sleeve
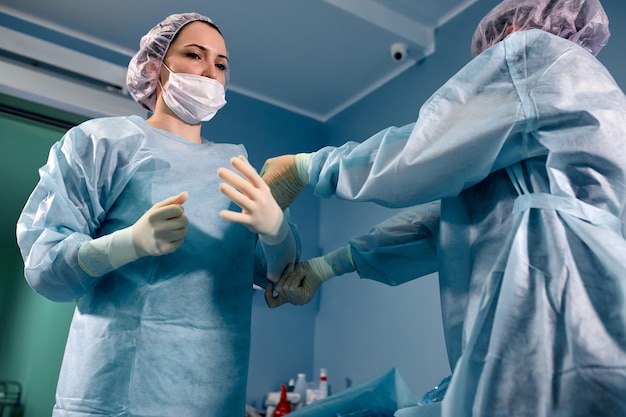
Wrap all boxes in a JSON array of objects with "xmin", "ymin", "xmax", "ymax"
[
  {"xmin": 16, "ymin": 125, "xmax": 114, "ymax": 301},
  {"xmin": 307, "ymin": 40, "xmax": 535, "ymax": 208},
  {"xmin": 253, "ymin": 208, "xmax": 301, "ymax": 288},
  {"xmin": 350, "ymin": 202, "xmax": 440, "ymax": 286}
]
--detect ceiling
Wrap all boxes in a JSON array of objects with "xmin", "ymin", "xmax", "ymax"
[{"xmin": 0, "ymin": 0, "xmax": 476, "ymax": 122}]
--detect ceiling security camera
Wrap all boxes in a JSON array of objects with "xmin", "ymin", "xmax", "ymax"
[{"xmin": 391, "ymin": 42, "xmax": 407, "ymax": 62}]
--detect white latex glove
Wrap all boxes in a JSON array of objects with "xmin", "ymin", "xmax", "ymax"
[
  {"xmin": 218, "ymin": 156, "xmax": 284, "ymax": 240},
  {"xmin": 260, "ymin": 154, "xmax": 310, "ymax": 210},
  {"xmin": 265, "ymin": 245, "xmax": 355, "ymax": 308},
  {"xmin": 78, "ymin": 192, "xmax": 188, "ymax": 277},
  {"xmin": 132, "ymin": 192, "xmax": 189, "ymax": 257}
]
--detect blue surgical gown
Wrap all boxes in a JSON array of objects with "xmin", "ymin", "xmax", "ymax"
[
  {"xmin": 308, "ymin": 30, "xmax": 626, "ymax": 417},
  {"xmin": 16, "ymin": 115, "xmax": 297, "ymax": 416},
  {"xmin": 349, "ymin": 202, "xmax": 440, "ymax": 286}
]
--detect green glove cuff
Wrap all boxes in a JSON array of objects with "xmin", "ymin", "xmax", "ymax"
[
  {"xmin": 323, "ymin": 245, "xmax": 356, "ymax": 276},
  {"xmin": 294, "ymin": 153, "xmax": 312, "ymax": 185},
  {"xmin": 307, "ymin": 245, "xmax": 355, "ymax": 284},
  {"xmin": 307, "ymin": 256, "xmax": 336, "ymax": 282}
]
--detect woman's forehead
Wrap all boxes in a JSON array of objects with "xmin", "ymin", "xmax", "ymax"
[{"xmin": 173, "ymin": 21, "xmax": 226, "ymax": 50}]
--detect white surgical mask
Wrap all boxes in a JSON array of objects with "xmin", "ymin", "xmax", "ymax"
[{"xmin": 160, "ymin": 64, "xmax": 227, "ymax": 124}]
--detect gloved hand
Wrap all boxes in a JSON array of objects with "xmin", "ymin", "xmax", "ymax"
[
  {"xmin": 78, "ymin": 192, "xmax": 188, "ymax": 277},
  {"xmin": 132, "ymin": 191, "xmax": 189, "ymax": 257},
  {"xmin": 218, "ymin": 156, "xmax": 284, "ymax": 240},
  {"xmin": 260, "ymin": 154, "xmax": 310, "ymax": 210},
  {"xmin": 265, "ymin": 245, "xmax": 355, "ymax": 308}
]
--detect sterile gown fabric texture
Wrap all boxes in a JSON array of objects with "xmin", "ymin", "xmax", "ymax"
[
  {"xmin": 307, "ymin": 30, "xmax": 626, "ymax": 417},
  {"xmin": 16, "ymin": 115, "xmax": 282, "ymax": 417}
]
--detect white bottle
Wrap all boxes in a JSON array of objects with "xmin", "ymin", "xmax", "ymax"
[
  {"xmin": 293, "ymin": 373, "xmax": 307, "ymax": 408},
  {"xmin": 318, "ymin": 368, "xmax": 328, "ymax": 400}
]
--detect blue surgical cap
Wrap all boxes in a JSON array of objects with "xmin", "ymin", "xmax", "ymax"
[
  {"xmin": 471, "ymin": 0, "xmax": 610, "ymax": 57},
  {"xmin": 126, "ymin": 12, "xmax": 227, "ymax": 111}
]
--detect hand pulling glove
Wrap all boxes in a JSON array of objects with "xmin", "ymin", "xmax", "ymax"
[
  {"xmin": 78, "ymin": 192, "xmax": 188, "ymax": 277},
  {"xmin": 265, "ymin": 244, "xmax": 355, "ymax": 308}
]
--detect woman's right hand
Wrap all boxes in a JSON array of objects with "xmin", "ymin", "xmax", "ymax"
[{"xmin": 132, "ymin": 192, "xmax": 189, "ymax": 257}]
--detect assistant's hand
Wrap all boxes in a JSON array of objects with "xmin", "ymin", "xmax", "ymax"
[
  {"xmin": 264, "ymin": 258, "xmax": 330, "ymax": 307},
  {"xmin": 265, "ymin": 245, "xmax": 355, "ymax": 307},
  {"xmin": 218, "ymin": 156, "xmax": 284, "ymax": 238},
  {"xmin": 132, "ymin": 192, "xmax": 189, "ymax": 257},
  {"xmin": 260, "ymin": 154, "xmax": 308, "ymax": 210},
  {"xmin": 265, "ymin": 262, "xmax": 321, "ymax": 308}
]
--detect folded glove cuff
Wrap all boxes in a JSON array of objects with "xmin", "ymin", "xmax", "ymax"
[
  {"xmin": 77, "ymin": 226, "xmax": 139, "ymax": 277},
  {"xmin": 258, "ymin": 211, "xmax": 289, "ymax": 245}
]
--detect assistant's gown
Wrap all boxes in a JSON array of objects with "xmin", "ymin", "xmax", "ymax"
[{"xmin": 306, "ymin": 30, "xmax": 626, "ymax": 417}]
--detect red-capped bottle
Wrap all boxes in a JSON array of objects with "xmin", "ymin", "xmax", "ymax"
[
  {"xmin": 274, "ymin": 383, "xmax": 292, "ymax": 417},
  {"xmin": 318, "ymin": 368, "xmax": 328, "ymax": 400}
]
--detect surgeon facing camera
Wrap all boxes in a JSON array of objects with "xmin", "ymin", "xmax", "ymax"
[
  {"xmin": 262, "ymin": 0, "xmax": 626, "ymax": 416},
  {"xmin": 16, "ymin": 12, "xmax": 299, "ymax": 417}
]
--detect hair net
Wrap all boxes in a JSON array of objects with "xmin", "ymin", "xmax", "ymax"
[
  {"xmin": 471, "ymin": 0, "xmax": 610, "ymax": 58},
  {"xmin": 126, "ymin": 12, "xmax": 227, "ymax": 111}
]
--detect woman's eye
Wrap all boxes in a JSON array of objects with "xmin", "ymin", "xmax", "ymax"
[
  {"xmin": 186, "ymin": 52, "xmax": 201, "ymax": 59},
  {"xmin": 216, "ymin": 63, "xmax": 227, "ymax": 71}
]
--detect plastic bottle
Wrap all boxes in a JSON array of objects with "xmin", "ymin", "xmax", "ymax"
[
  {"xmin": 274, "ymin": 383, "xmax": 292, "ymax": 417},
  {"xmin": 293, "ymin": 373, "xmax": 307, "ymax": 408},
  {"xmin": 318, "ymin": 368, "xmax": 328, "ymax": 400}
]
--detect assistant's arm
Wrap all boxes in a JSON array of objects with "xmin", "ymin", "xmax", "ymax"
[
  {"xmin": 350, "ymin": 201, "xmax": 440, "ymax": 285},
  {"xmin": 266, "ymin": 202, "xmax": 440, "ymax": 307},
  {"xmin": 263, "ymin": 45, "xmax": 528, "ymax": 209}
]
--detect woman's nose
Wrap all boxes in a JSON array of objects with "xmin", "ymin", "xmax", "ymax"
[{"xmin": 202, "ymin": 66, "xmax": 217, "ymax": 79}]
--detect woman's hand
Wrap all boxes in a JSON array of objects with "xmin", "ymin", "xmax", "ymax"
[{"xmin": 218, "ymin": 156, "xmax": 284, "ymax": 238}]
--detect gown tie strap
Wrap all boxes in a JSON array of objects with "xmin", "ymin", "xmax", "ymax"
[{"xmin": 506, "ymin": 163, "xmax": 624, "ymax": 234}]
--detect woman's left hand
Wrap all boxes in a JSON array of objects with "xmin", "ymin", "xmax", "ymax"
[{"xmin": 218, "ymin": 156, "xmax": 284, "ymax": 237}]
